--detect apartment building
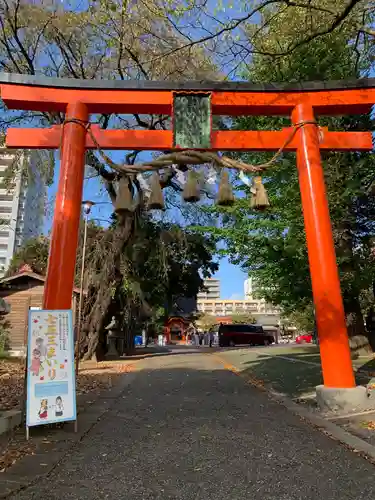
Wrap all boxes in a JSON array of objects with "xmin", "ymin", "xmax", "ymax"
[
  {"xmin": 0, "ymin": 149, "xmax": 46, "ymax": 276},
  {"xmin": 197, "ymin": 298, "xmax": 280, "ymax": 327},
  {"xmin": 197, "ymin": 278, "xmax": 220, "ymax": 300},
  {"xmin": 245, "ymin": 276, "xmax": 265, "ymax": 299},
  {"xmin": 197, "ymin": 299, "xmax": 278, "ymax": 315}
]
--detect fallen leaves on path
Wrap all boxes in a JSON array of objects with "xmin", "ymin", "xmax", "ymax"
[
  {"xmin": 76, "ymin": 361, "xmax": 135, "ymax": 395},
  {"xmin": 0, "ymin": 359, "xmax": 24, "ymax": 412},
  {"xmin": 245, "ymin": 376, "xmax": 266, "ymax": 391},
  {"xmin": 360, "ymin": 420, "xmax": 375, "ymax": 430},
  {"xmin": 0, "ymin": 358, "xmax": 135, "ymax": 410},
  {"xmin": 0, "ymin": 435, "xmax": 36, "ymax": 472}
]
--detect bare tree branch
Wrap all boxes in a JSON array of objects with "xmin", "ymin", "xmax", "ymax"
[{"xmin": 131, "ymin": 0, "xmax": 369, "ymax": 66}]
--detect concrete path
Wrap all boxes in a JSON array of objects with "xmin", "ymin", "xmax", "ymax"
[{"xmin": 10, "ymin": 352, "xmax": 375, "ymax": 499}]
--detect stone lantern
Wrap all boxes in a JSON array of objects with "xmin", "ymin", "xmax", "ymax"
[{"xmin": 105, "ymin": 316, "xmax": 121, "ymax": 358}]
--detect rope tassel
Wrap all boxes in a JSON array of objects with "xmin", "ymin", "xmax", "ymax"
[
  {"xmin": 115, "ymin": 177, "xmax": 134, "ymax": 214},
  {"xmin": 216, "ymin": 170, "xmax": 234, "ymax": 206},
  {"xmin": 183, "ymin": 171, "xmax": 201, "ymax": 203},
  {"xmin": 147, "ymin": 172, "xmax": 165, "ymax": 210},
  {"xmin": 250, "ymin": 176, "xmax": 269, "ymax": 210}
]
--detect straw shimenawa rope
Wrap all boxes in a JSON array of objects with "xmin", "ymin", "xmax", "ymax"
[{"xmin": 61, "ymin": 118, "xmax": 321, "ymax": 175}]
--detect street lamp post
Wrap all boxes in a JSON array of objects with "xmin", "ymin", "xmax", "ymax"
[{"xmin": 75, "ymin": 200, "xmax": 95, "ymax": 376}]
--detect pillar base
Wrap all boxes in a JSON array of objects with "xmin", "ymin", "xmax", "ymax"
[
  {"xmin": 316, "ymin": 384, "xmax": 374, "ymax": 413},
  {"xmin": 106, "ymin": 338, "xmax": 119, "ymax": 359}
]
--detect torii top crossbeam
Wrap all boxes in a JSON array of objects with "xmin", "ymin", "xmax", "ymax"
[
  {"xmin": 1, "ymin": 72, "xmax": 375, "ymax": 115},
  {"xmin": 1, "ymin": 73, "xmax": 374, "ymax": 391},
  {"xmin": 1, "ymin": 74, "xmax": 374, "ymax": 152}
]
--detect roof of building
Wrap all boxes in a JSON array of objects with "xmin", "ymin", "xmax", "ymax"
[
  {"xmin": 0, "ymin": 271, "xmax": 82, "ymax": 294},
  {"xmin": 168, "ymin": 296, "xmax": 197, "ymax": 319}
]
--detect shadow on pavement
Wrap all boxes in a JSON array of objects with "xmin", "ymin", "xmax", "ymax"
[
  {"xmin": 240, "ymin": 352, "xmax": 371, "ymax": 399},
  {"xmin": 355, "ymin": 357, "xmax": 375, "ymax": 375},
  {"xmin": 105, "ymin": 345, "xmax": 250, "ymax": 361}
]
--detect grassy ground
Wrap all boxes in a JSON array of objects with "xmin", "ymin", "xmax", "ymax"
[{"xmin": 216, "ymin": 345, "xmax": 375, "ymax": 400}]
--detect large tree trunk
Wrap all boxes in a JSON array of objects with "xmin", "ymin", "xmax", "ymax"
[
  {"xmin": 123, "ymin": 326, "xmax": 135, "ymax": 356},
  {"xmin": 344, "ymin": 294, "xmax": 365, "ymax": 338},
  {"xmin": 343, "ymin": 295, "xmax": 372, "ymax": 355},
  {"xmin": 83, "ymin": 290, "xmax": 113, "ymax": 361},
  {"xmin": 81, "ymin": 215, "xmax": 135, "ymax": 360},
  {"xmin": 122, "ymin": 305, "xmax": 139, "ymax": 356},
  {"xmin": 334, "ymin": 222, "xmax": 373, "ymax": 353}
]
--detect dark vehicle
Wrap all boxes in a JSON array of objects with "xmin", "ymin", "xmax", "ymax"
[{"xmin": 218, "ymin": 324, "xmax": 274, "ymax": 347}]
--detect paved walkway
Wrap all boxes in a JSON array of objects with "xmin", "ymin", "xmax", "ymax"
[{"xmin": 10, "ymin": 352, "xmax": 375, "ymax": 499}]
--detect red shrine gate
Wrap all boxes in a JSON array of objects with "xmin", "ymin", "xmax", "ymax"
[{"xmin": 0, "ymin": 74, "xmax": 374, "ymax": 391}]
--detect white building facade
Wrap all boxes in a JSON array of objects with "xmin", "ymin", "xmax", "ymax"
[
  {"xmin": 0, "ymin": 149, "xmax": 46, "ymax": 276},
  {"xmin": 196, "ymin": 299, "xmax": 280, "ymax": 326},
  {"xmin": 197, "ymin": 278, "xmax": 220, "ymax": 300},
  {"xmin": 244, "ymin": 278, "xmax": 254, "ymax": 299},
  {"xmin": 197, "ymin": 277, "xmax": 281, "ymax": 328},
  {"xmin": 244, "ymin": 277, "xmax": 263, "ymax": 299}
]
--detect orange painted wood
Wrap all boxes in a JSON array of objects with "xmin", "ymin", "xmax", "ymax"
[
  {"xmin": 292, "ymin": 102, "xmax": 355, "ymax": 389},
  {"xmin": 6, "ymin": 126, "xmax": 373, "ymax": 152},
  {"xmin": 43, "ymin": 102, "xmax": 88, "ymax": 310},
  {"xmin": 0, "ymin": 84, "xmax": 172, "ymax": 114},
  {"xmin": 211, "ymin": 90, "xmax": 375, "ymax": 115},
  {"xmin": 211, "ymin": 129, "xmax": 372, "ymax": 152},
  {"xmin": 6, "ymin": 126, "xmax": 174, "ymax": 150},
  {"xmin": 2, "ymin": 84, "xmax": 375, "ymax": 115}
]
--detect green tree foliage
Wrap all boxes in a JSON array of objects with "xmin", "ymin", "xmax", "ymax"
[
  {"xmin": 230, "ymin": 313, "xmax": 257, "ymax": 325},
  {"xmin": 201, "ymin": 3, "xmax": 375, "ymax": 340},
  {"xmin": 6, "ymin": 236, "xmax": 49, "ymax": 276},
  {"xmin": 281, "ymin": 307, "xmax": 315, "ymax": 333},
  {"xmin": 196, "ymin": 313, "xmax": 217, "ymax": 331},
  {"xmin": 6, "ymin": 222, "xmax": 102, "ymax": 279}
]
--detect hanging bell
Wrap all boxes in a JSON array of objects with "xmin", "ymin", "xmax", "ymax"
[
  {"xmin": 115, "ymin": 176, "xmax": 133, "ymax": 214},
  {"xmin": 147, "ymin": 172, "xmax": 165, "ymax": 210},
  {"xmin": 216, "ymin": 170, "xmax": 234, "ymax": 206},
  {"xmin": 250, "ymin": 176, "xmax": 269, "ymax": 210},
  {"xmin": 183, "ymin": 170, "xmax": 201, "ymax": 203}
]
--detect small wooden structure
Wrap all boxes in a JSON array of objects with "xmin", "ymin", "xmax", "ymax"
[
  {"xmin": 0, "ymin": 271, "xmax": 80, "ymax": 355},
  {"xmin": 165, "ymin": 316, "xmax": 192, "ymax": 344},
  {"xmin": 164, "ymin": 297, "xmax": 197, "ymax": 344}
]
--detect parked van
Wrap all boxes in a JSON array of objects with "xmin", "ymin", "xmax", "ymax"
[{"xmin": 218, "ymin": 324, "xmax": 274, "ymax": 347}]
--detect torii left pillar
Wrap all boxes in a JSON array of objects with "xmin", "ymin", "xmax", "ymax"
[{"xmin": 43, "ymin": 102, "xmax": 88, "ymax": 309}]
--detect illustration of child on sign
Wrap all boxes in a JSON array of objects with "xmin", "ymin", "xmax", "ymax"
[
  {"xmin": 38, "ymin": 399, "xmax": 48, "ymax": 420},
  {"xmin": 30, "ymin": 348, "xmax": 41, "ymax": 376},
  {"xmin": 35, "ymin": 337, "xmax": 47, "ymax": 360},
  {"xmin": 55, "ymin": 396, "xmax": 64, "ymax": 417}
]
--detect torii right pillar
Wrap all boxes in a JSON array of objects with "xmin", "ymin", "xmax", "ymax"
[{"xmin": 292, "ymin": 102, "xmax": 370, "ymax": 412}]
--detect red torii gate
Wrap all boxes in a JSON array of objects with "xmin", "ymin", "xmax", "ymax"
[{"xmin": 0, "ymin": 74, "xmax": 374, "ymax": 394}]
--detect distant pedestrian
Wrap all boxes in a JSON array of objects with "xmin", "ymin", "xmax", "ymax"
[
  {"xmin": 194, "ymin": 332, "xmax": 200, "ymax": 346},
  {"xmin": 199, "ymin": 332, "xmax": 204, "ymax": 346},
  {"xmin": 204, "ymin": 331, "xmax": 209, "ymax": 346},
  {"xmin": 209, "ymin": 331, "xmax": 214, "ymax": 347},
  {"xmin": 275, "ymin": 327, "xmax": 280, "ymax": 345}
]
